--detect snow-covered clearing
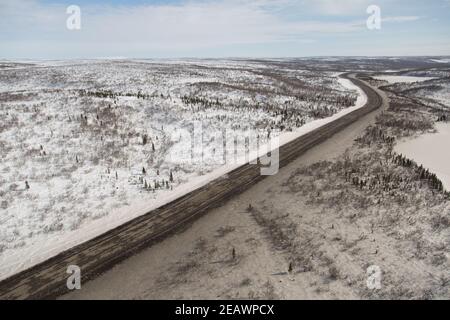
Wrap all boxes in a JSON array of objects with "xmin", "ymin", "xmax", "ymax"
[
  {"xmin": 430, "ymin": 59, "xmax": 450, "ymax": 64},
  {"xmin": 0, "ymin": 60, "xmax": 365, "ymax": 280},
  {"xmin": 395, "ymin": 122, "xmax": 450, "ymax": 192},
  {"xmin": 374, "ymin": 75, "xmax": 436, "ymax": 84}
]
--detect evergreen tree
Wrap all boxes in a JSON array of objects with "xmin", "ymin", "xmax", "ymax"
[{"xmin": 142, "ymin": 134, "xmax": 148, "ymax": 146}]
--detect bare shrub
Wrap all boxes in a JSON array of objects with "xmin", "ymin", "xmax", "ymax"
[
  {"xmin": 430, "ymin": 214, "xmax": 450, "ymax": 231},
  {"xmin": 239, "ymin": 278, "xmax": 252, "ymax": 287}
]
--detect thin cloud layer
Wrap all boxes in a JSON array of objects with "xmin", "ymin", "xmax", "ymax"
[{"xmin": 0, "ymin": 0, "xmax": 448, "ymax": 58}]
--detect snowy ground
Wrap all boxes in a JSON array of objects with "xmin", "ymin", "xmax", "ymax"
[{"xmin": 0, "ymin": 59, "xmax": 364, "ymax": 279}]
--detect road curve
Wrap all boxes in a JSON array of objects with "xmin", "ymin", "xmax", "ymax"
[{"xmin": 0, "ymin": 74, "xmax": 386, "ymax": 300}]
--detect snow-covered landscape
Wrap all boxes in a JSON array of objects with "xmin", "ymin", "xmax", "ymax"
[
  {"xmin": 2, "ymin": 0, "xmax": 450, "ymax": 303},
  {"xmin": 0, "ymin": 59, "xmax": 364, "ymax": 279},
  {"xmin": 62, "ymin": 60, "xmax": 450, "ymax": 300},
  {"xmin": 1, "ymin": 56, "xmax": 450, "ymax": 300}
]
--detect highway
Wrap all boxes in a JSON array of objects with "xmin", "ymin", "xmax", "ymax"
[{"xmin": 0, "ymin": 73, "xmax": 387, "ymax": 300}]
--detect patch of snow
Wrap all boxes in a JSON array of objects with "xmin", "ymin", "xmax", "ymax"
[
  {"xmin": 374, "ymin": 75, "xmax": 436, "ymax": 84},
  {"xmin": 430, "ymin": 59, "xmax": 450, "ymax": 64},
  {"xmin": 337, "ymin": 76, "xmax": 368, "ymax": 109}
]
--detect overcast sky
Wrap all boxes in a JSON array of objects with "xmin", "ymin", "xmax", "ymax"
[{"xmin": 1, "ymin": 0, "xmax": 449, "ymax": 59}]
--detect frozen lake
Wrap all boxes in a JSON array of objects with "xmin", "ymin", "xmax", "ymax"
[{"xmin": 395, "ymin": 122, "xmax": 450, "ymax": 191}]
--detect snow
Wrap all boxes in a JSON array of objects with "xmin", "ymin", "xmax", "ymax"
[
  {"xmin": 0, "ymin": 61, "xmax": 366, "ymax": 280},
  {"xmin": 410, "ymin": 81, "xmax": 450, "ymax": 107},
  {"xmin": 395, "ymin": 122, "xmax": 450, "ymax": 192},
  {"xmin": 373, "ymin": 75, "xmax": 436, "ymax": 84},
  {"xmin": 430, "ymin": 59, "xmax": 450, "ymax": 64},
  {"xmin": 337, "ymin": 76, "xmax": 368, "ymax": 109}
]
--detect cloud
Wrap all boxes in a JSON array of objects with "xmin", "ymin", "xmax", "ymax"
[
  {"xmin": 382, "ymin": 16, "xmax": 422, "ymax": 23},
  {"xmin": 300, "ymin": 0, "xmax": 373, "ymax": 15},
  {"xmin": 0, "ymin": 0, "xmax": 365, "ymax": 52}
]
